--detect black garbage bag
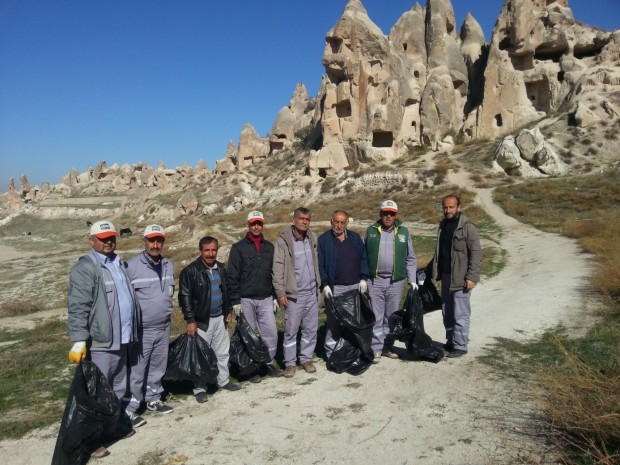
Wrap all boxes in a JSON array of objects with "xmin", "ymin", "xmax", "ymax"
[
  {"xmin": 163, "ymin": 334, "xmax": 219, "ymax": 385},
  {"xmin": 398, "ymin": 287, "xmax": 444, "ymax": 363},
  {"xmin": 330, "ymin": 290, "xmax": 375, "ymax": 332},
  {"xmin": 51, "ymin": 360, "xmax": 120, "ymax": 465},
  {"xmin": 229, "ymin": 313, "xmax": 271, "ymax": 376},
  {"xmin": 416, "ymin": 268, "xmax": 442, "ymax": 313},
  {"xmin": 326, "ymin": 329, "xmax": 372, "ymax": 376},
  {"xmin": 388, "ymin": 310, "xmax": 412, "ymax": 340}
]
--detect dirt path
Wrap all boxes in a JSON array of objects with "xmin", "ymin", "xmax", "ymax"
[{"xmin": 0, "ymin": 174, "xmax": 591, "ymax": 465}]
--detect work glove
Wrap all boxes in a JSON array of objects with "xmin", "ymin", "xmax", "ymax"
[
  {"xmin": 358, "ymin": 279, "xmax": 367, "ymax": 294},
  {"xmin": 409, "ymin": 282, "xmax": 419, "ymax": 291},
  {"xmin": 232, "ymin": 304, "xmax": 242, "ymax": 317},
  {"xmin": 322, "ymin": 286, "xmax": 333, "ymax": 300},
  {"xmin": 68, "ymin": 341, "xmax": 87, "ymax": 363},
  {"xmin": 273, "ymin": 299, "xmax": 279, "ymax": 314}
]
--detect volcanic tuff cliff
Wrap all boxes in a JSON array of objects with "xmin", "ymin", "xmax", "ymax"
[{"xmin": 2, "ymin": 0, "xmax": 619, "ymax": 211}]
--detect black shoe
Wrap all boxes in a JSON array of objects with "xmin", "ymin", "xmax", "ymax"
[
  {"xmin": 443, "ymin": 342, "xmax": 454, "ymax": 352},
  {"xmin": 447, "ymin": 349, "xmax": 468, "ymax": 358},
  {"xmin": 221, "ymin": 382, "xmax": 241, "ymax": 392},
  {"xmin": 195, "ymin": 391, "xmax": 208, "ymax": 403},
  {"xmin": 266, "ymin": 365, "xmax": 284, "ymax": 378},
  {"xmin": 127, "ymin": 412, "xmax": 146, "ymax": 428},
  {"xmin": 249, "ymin": 374, "xmax": 262, "ymax": 384}
]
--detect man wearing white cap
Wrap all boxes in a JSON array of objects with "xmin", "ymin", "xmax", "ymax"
[
  {"xmin": 227, "ymin": 211, "xmax": 283, "ymax": 381},
  {"xmin": 67, "ymin": 220, "xmax": 141, "ymax": 452},
  {"xmin": 364, "ymin": 201, "xmax": 417, "ymax": 362},
  {"xmin": 124, "ymin": 225, "xmax": 175, "ymax": 424}
]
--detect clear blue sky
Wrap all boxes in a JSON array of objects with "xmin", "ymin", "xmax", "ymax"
[{"xmin": 1, "ymin": 0, "xmax": 618, "ymax": 192}]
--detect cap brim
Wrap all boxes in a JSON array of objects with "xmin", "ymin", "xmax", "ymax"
[
  {"xmin": 145, "ymin": 233, "xmax": 166, "ymax": 238},
  {"xmin": 248, "ymin": 219, "xmax": 264, "ymax": 224},
  {"xmin": 381, "ymin": 208, "xmax": 398, "ymax": 213},
  {"xmin": 95, "ymin": 232, "xmax": 118, "ymax": 239}
]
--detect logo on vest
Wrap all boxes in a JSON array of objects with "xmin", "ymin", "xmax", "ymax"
[{"xmin": 397, "ymin": 234, "xmax": 407, "ymax": 243}]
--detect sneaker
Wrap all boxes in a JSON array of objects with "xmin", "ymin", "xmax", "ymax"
[
  {"xmin": 127, "ymin": 411, "xmax": 147, "ymax": 428},
  {"xmin": 381, "ymin": 350, "xmax": 399, "ymax": 359},
  {"xmin": 146, "ymin": 400, "xmax": 174, "ymax": 414},
  {"xmin": 221, "ymin": 382, "xmax": 242, "ymax": 392},
  {"xmin": 447, "ymin": 349, "xmax": 468, "ymax": 358},
  {"xmin": 372, "ymin": 352, "xmax": 381, "ymax": 364},
  {"xmin": 301, "ymin": 361, "xmax": 316, "ymax": 373},
  {"xmin": 266, "ymin": 365, "xmax": 284, "ymax": 377},
  {"xmin": 249, "ymin": 374, "xmax": 262, "ymax": 384},
  {"xmin": 283, "ymin": 366, "xmax": 296, "ymax": 378},
  {"xmin": 195, "ymin": 391, "xmax": 208, "ymax": 403},
  {"xmin": 90, "ymin": 446, "xmax": 110, "ymax": 459}
]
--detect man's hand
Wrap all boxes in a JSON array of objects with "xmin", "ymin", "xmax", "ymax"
[
  {"xmin": 232, "ymin": 304, "xmax": 242, "ymax": 317},
  {"xmin": 322, "ymin": 286, "xmax": 333, "ymax": 300},
  {"xmin": 277, "ymin": 295, "xmax": 288, "ymax": 308},
  {"xmin": 273, "ymin": 299, "xmax": 279, "ymax": 314},
  {"xmin": 68, "ymin": 341, "xmax": 87, "ymax": 363},
  {"xmin": 465, "ymin": 279, "xmax": 476, "ymax": 290},
  {"xmin": 358, "ymin": 280, "xmax": 367, "ymax": 294},
  {"xmin": 187, "ymin": 322, "xmax": 197, "ymax": 337},
  {"xmin": 409, "ymin": 282, "xmax": 419, "ymax": 291}
]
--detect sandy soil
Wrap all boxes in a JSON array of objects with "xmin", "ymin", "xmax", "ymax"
[{"xmin": 0, "ymin": 178, "xmax": 591, "ymax": 465}]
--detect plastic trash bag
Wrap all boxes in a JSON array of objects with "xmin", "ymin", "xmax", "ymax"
[
  {"xmin": 392, "ymin": 287, "xmax": 444, "ymax": 363},
  {"xmin": 163, "ymin": 333, "xmax": 219, "ymax": 385},
  {"xmin": 416, "ymin": 268, "xmax": 442, "ymax": 313},
  {"xmin": 51, "ymin": 360, "xmax": 120, "ymax": 465},
  {"xmin": 326, "ymin": 290, "xmax": 375, "ymax": 375},
  {"xmin": 229, "ymin": 313, "xmax": 271, "ymax": 376}
]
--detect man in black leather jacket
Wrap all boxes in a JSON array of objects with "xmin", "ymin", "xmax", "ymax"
[{"xmin": 178, "ymin": 236, "xmax": 241, "ymax": 403}]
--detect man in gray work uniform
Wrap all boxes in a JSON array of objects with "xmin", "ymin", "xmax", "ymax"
[{"xmin": 124, "ymin": 224, "xmax": 175, "ymax": 424}]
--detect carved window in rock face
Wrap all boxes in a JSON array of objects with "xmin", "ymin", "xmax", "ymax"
[
  {"xmin": 495, "ymin": 114, "xmax": 503, "ymax": 128},
  {"xmin": 336, "ymin": 100, "xmax": 352, "ymax": 118},
  {"xmin": 328, "ymin": 37, "xmax": 342, "ymax": 54},
  {"xmin": 372, "ymin": 131, "xmax": 393, "ymax": 148},
  {"xmin": 414, "ymin": 70, "xmax": 420, "ymax": 79},
  {"xmin": 403, "ymin": 43, "xmax": 408, "ymax": 52}
]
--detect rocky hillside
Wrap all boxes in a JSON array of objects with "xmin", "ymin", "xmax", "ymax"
[{"xmin": 1, "ymin": 0, "xmax": 618, "ymax": 219}]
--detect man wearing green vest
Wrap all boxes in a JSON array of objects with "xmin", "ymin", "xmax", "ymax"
[{"xmin": 365, "ymin": 200, "xmax": 417, "ymax": 362}]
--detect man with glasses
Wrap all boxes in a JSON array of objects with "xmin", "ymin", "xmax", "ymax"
[
  {"xmin": 273, "ymin": 207, "xmax": 321, "ymax": 378},
  {"xmin": 124, "ymin": 225, "xmax": 175, "ymax": 426},
  {"xmin": 364, "ymin": 200, "xmax": 417, "ymax": 362},
  {"xmin": 67, "ymin": 220, "xmax": 141, "ymax": 457}
]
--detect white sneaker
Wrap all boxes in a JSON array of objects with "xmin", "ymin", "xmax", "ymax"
[
  {"xmin": 146, "ymin": 400, "xmax": 174, "ymax": 414},
  {"xmin": 372, "ymin": 352, "xmax": 381, "ymax": 364}
]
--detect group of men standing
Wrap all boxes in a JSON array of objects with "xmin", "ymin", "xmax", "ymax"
[{"xmin": 66, "ymin": 195, "xmax": 481, "ymax": 459}]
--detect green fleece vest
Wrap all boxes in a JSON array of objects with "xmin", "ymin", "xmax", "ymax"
[{"xmin": 365, "ymin": 221, "xmax": 410, "ymax": 280}]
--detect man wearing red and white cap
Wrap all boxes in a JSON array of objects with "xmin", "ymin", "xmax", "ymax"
[
  {"xmin": 364, "ymin": 201, "xmax": 417, "ymax": 362},
  {"xmin": 124, "ymin": 225, "xmax": 175, "ymax": 424},
  {"xmin": 67, "ymin": 220, "xmax": 141, "ymax": 452},
  {"xmin": 227, "ymin": 211, "xmax": 283, "ymax": 381}
]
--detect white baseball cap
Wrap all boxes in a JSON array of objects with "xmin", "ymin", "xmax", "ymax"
[
  {"xmin": 380, "ymin": 200, "xmax": 398, "ymax": 213},
  {"xmin": 90, "ymin": 220, "xmax": 118, "ymax": 239},
  {"xmin": 247, "ymin": 211, "xmax": 265, "ymax": 224},
  {"xmin": 144, "ymin": 224, "xmax": 166, "ymax": 239}
]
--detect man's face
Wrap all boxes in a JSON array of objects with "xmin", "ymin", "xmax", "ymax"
[
  {"xmin": 293, "ymin": 212, "xmax": 311, "ymax": 234},
  {"xmin": 144, "ymin": 236, "xmax": 165, "ymax": 260},
  {"xmin": 442, "ymin": 197, "xmax": 461, "ymax": 220},
  {"xmin": 200, "ymin": 241, "xmax": 219, "ymax": 267},
  {"xmin": 331, "ymin": 213, "xmax": 348, "ymax": 237},
  {"xmin": 91, "ymin": 235, "xmax": 116, "ymax": 257},
  {"xmin": 248, "ymin": 221, "xmax": 264, "ymax": 237},
  {"xmin": 379, "ymin": 210, "xmax": 397, "ymax": 229}
]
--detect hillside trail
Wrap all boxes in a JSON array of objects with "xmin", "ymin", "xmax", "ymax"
[{"xmin": 0, "ymin": 169, "xmax": 592, "ymax": 465}]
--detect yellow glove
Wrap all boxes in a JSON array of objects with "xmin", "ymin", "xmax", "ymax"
[{"xmin": 69, "ymin": 341, "xmax": 87, "ymax": 363}]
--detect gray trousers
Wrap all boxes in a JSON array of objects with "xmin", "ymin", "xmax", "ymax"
[
  {"xmin": 283, "ymin": 292, "xmax": 318, "ymax": 366},
  {"xmin": 91, "ymin": 344, "xmax": 129, "ymax": 403},
  {"xmin": 324, "ymin": 283, "xmax": 359, "ymax": 358},
  {"xmin": 126, "ymin": 322, "xmax": 171, "ymax": 413},
  {"xmin": 441, "ymin": 272, "xmax": 471, "ymax": 351},
  {"xmin": 242, "ymin": 297, "xmax": 278, "ymax": 364},
  {"xmin": 193, "ymin": 315, "xmax": 230, "ymax": 394},
  {"xmin": 368, "ymin": 276, "xmax": 405, "ymax": 352}
]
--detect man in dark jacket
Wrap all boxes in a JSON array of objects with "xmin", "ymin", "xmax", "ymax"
[
  {"xmin": 318, "ymin": 209, "xmax": 369, "ymax": 358},
  {"xmin": 178, "ymin": 236, "xmax": 241, "ymax": 403},
  {"xmin": 431, "ymin": 194, "xmax": 482, "ymax": 358},
  {"xmin": 227, "ymin": 211, "xmax": 283, "ymax": 381}
]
